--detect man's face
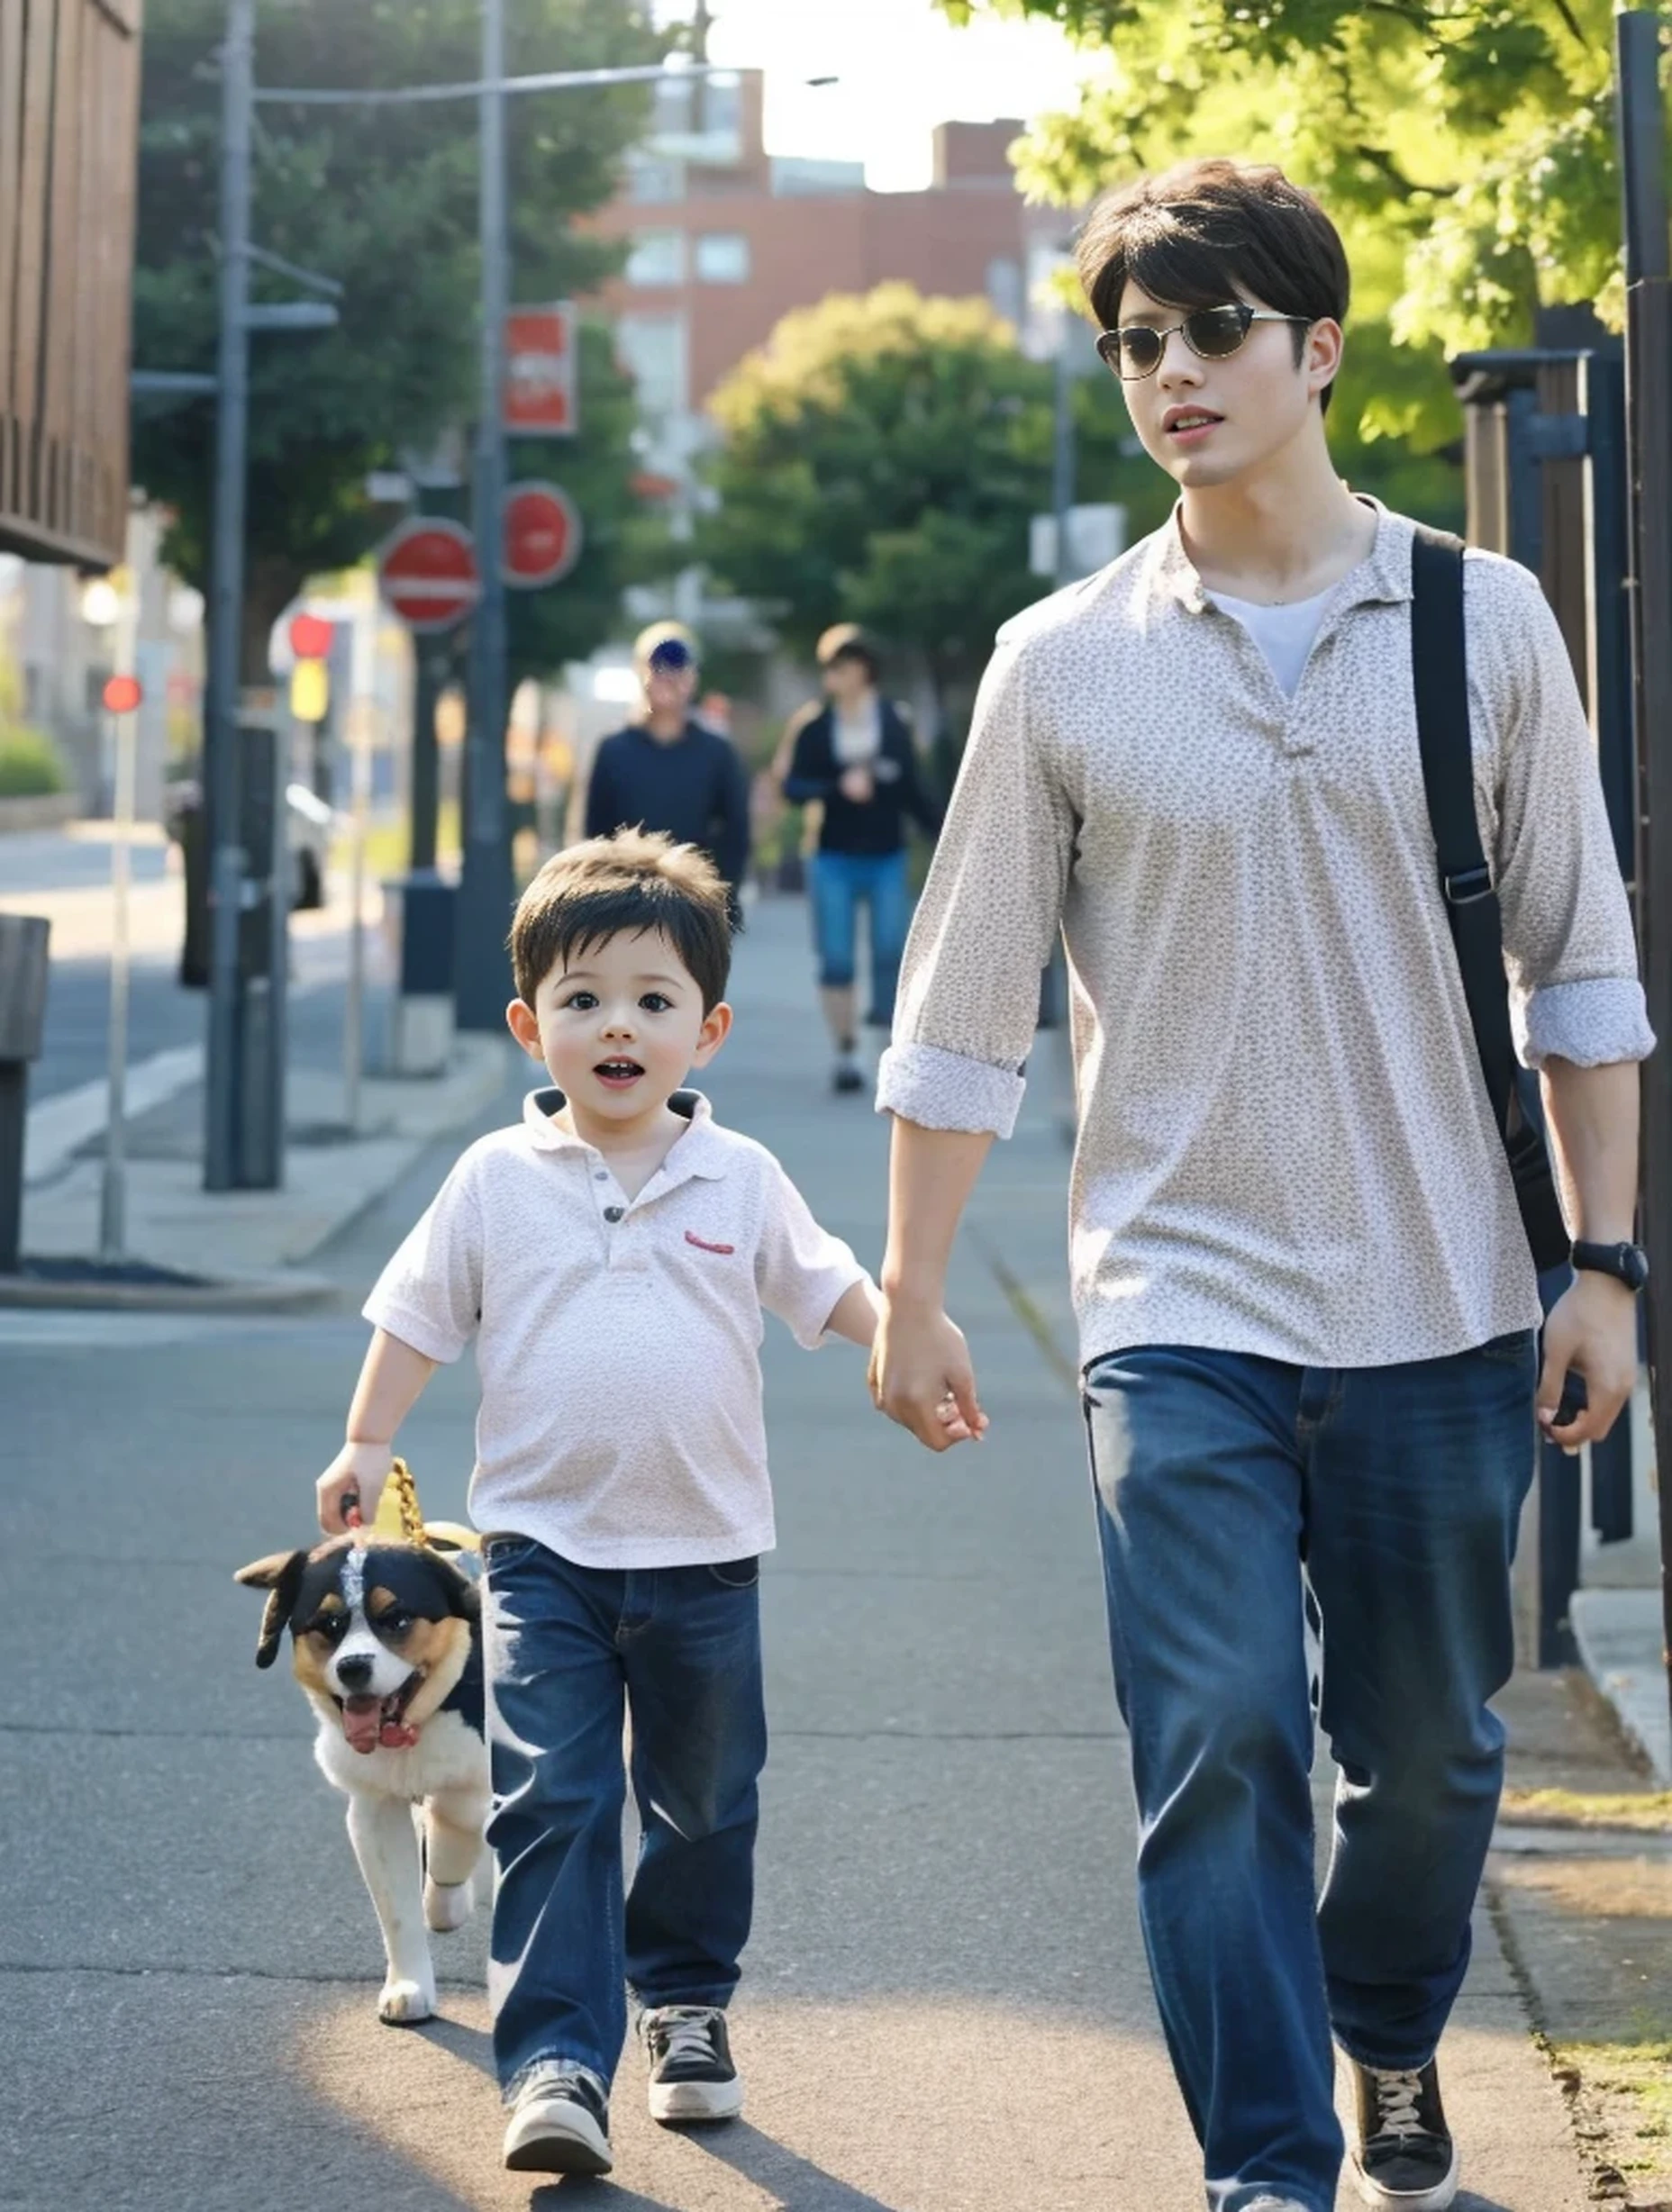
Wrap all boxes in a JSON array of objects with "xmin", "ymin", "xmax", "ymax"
[
  {"xmin": 641, "ymin": 652, "xmax": 698, "ymax": 720},
  {"xmin": 1113, "ymin": 280, "xmax": 1339, "ymax": 493},
  {"xmin": 822, "ymin": 653, "xmax": 871, "ymax": 707}
]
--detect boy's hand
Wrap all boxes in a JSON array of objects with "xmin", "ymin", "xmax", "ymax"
[{"xmin": 317, "ymin": 1440, "xmax": 394, "ymax": 1535}]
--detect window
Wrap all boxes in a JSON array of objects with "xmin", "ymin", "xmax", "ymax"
[
  {"xmin": 624, "ymin": 230, "xmax": 684, "ymax": 287},
  {"xmin": 695, "ymin": 232, "xmax": 750, "ymax": 285},
  {"xmin": 615, "ymin": 313, "xmax": 688, "ymax": 419},
  {"xmin": 624, "ymin": 153, "xmax": 684, "ymax": 206}
]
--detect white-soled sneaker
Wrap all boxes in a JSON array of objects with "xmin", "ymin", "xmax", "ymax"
[
  {"xmin": 1243, "ymin": 2198, "xmax": 1313, "ymax": 2210},
  {"xmin": 1348, "ymin": 2057, "xmax": 1459, "ymax": 2210},
  {"xmin": 502, "ymin": 2058, "xmax": 612, "ymax": 2175},
  {"xmin": 641, "ymin": 2003, "xmax": 744, "ymax": 2123}
]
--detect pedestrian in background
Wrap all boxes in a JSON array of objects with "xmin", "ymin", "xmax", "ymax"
[
  {"xmin": 582, "ymin": 622, "xmax": 750, "ymax": 904},
  {"xmin": 780, "ymin": 625, "xmax": 941, "ymax": 1094},
  {"xmin": 871, "ymin": 158, "xmax": 1651, "ymax": 2212}
]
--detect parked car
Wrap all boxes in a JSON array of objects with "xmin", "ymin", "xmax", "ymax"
[{"xmin": 165, "ymin": 777, "xmax": 336, "ymax": 985}]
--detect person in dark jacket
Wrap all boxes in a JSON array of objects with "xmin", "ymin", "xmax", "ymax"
[
  {"xmin": 781, "ymin": 625, "xmax": 941, "ymax": 1093},
  {"xmin": 583, "ymin": 623, "xmax": 750, "ymax": 897}
]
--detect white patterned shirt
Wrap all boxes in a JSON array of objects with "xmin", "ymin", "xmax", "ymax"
[
  {"xmin": 877, "ymin": 503, "xmax": 1653, "ymax": 1371},
  {"xmin": 364, "ymin": 1089, "xmax": 868, "ymax": 1567}
]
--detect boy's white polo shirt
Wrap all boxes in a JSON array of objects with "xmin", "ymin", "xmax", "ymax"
[{"xmin": 363, "ymin": 1087, "xmax": 868, "ymax": 1570}]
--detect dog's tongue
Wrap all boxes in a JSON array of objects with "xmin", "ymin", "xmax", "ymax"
[{"xmin": 341, "ymin": 1695, "xmax": 383, "ymax": 1755}]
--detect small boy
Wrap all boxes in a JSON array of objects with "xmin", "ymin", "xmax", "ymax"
[{"xmin": 315, "ymin": 829, "xmax": 974, "ymax": 2178}]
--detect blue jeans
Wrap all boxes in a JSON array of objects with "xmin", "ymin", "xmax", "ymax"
[
  {"xmin": 481, "ymin": 1536, "xmax": 768, "ymax": 2098},
  {"xmin": 1081, "ymin": 1336, "xmax": 1537, "ymax": 2212},
  {"xmin": 811, "ymin": 848, "xmax": 912, "ymax": 1026}
]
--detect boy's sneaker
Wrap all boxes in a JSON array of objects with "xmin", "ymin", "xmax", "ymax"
[
  {"xmin": 831, "ymin": 1052, "xmax": 865, "ymax": 1095},
  {"xmin": 502, "ymin": 2059, "xmax": 612, "ymax": 2176},
  {"xmin": 1348, "ymin": 2057, "xmax": 1459, "ymax": 2209},
  {"xmin": 641, "ymin": 2003, "xmax": 744, "ymax": 2123}
]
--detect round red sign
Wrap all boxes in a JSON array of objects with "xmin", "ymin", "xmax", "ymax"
[
  {"xmin": 377, "ymin": 519, "xmax": 481, "ymax": 632},
  {"xmin": 102, "ymin": 673, "xmax": 143, "ymax": 714},
  {"xmin": 503, "ymin": 481, "xmax": 583, "ymax": 590}
]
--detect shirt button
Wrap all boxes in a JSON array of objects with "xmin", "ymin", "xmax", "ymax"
[{"xmin": 603, "ymin": 1204, "xmax": 624, "ymax": 1222}]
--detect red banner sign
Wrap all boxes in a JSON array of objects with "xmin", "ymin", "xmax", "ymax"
[{"xmin": 504, "ymin": 304, "xmax": 577, "ymax": 436}]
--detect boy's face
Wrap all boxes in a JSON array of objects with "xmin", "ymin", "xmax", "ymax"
[
  {"xmin": 1113, "ymin": 279, "xmax": 1342, "ymax": 493},
  {"xmin": 505, "ymin": 928, "xmax": 731, "ymax": 1126},
  {"xmin": 641, "ymin": 656, "xmax": 698, "ymax": 721}
]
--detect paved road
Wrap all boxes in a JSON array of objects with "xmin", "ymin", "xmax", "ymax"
[{"xmin": 0, "ymin": 896, "xmax": 1590, "ymax": 2211}]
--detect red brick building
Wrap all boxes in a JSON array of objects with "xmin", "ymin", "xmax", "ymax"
[{"xmin": 584, "ymin": 71, "xmax": 1067, "ymax": 485}]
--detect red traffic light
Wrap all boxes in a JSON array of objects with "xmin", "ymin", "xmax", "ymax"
[
  {"xmin": 102, "ymin": 674, "xmax": 142, "ymax": 714},
  {"xmin": 288, "ymin": 611, "xmax": 333, "ymax": 662}
]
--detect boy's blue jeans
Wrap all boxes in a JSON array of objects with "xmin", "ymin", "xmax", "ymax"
[
  {"xmin": 481, "ymin": 1535, "xmax": 767, "ymax": 2098},
  {"xmin": 1081, "ymin": 1334, "xmax": 1537, "ymax": 2212}
]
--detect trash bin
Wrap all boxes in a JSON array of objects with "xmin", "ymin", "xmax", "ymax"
[{"xmin": 383, "ymin": 869, "xmax": 457, "ymax": 1076}]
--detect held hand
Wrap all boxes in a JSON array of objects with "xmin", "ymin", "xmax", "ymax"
[
  {"xmin": 317, "ymin": 1439, "xmax": 394, "ymax": 1535},
  {"xmin": 838, "ymin": 766, "xmax": 876, "ymax": 804},
  {"xmin": 1537, "ymin": 1274, "xmax": 1640, "ymax": 1454},
  {"xmin": 869, "ymin": 1293, "xmax": 988, "ymax": 1451}
]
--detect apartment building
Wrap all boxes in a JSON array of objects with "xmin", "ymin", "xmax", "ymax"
[{"xmin": 585, "ymin": 70, "xmax": 1069, "ymax": 491}]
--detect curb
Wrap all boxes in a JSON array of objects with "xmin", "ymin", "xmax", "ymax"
[
  {"xmin": 1570, "ymin": 1586, "xmax": 1672, "ymax": 1784},
  {"xmin": 0, "ymin": 1266, "xmax": 338, "ymax": 1314}
]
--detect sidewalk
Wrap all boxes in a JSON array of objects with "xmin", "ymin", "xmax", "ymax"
[{"xmin": 0, "ymin": 891, "xmax": 1658, "ymax": 2210}]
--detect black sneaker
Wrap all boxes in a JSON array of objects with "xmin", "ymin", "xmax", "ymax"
[
  {"xmin": 641, "ymin": 2003, "xmax": 744, "ymax": 2123},
  {"xmin": 502, "ymin": 2059, "xmax": 612, "ymax": 2175},
  {"xmin": 1348, "ymin": 2056, "xmax": 1458, "ymax": 2209},
  {"xmin": 831, "ymin": 1058, "xmax": 865, "ymax": 1095}
]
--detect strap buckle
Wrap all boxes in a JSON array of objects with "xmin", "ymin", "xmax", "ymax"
[{"xmin": 1443, "ymin": 865, "xmax": 1494, "ymax": 907}]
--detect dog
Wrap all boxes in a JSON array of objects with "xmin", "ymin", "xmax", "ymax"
[{"xmin": 235, "ymin": 1533, "xmax": 490, "ymax": 2024}]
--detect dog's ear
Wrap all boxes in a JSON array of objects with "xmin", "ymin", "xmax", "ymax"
[
  {"xmin": 233, "ymin": 1549, "xmax": 309, "ymax": 1669},
  {"xmin": 420, "ymin": 1541, "xmax": 482, "ymax": 1621}
]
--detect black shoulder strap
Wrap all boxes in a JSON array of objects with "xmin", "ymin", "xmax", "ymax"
[{"xmin": 1409, "ymin": 524, "xmax": 1569, "ymax": 1271}]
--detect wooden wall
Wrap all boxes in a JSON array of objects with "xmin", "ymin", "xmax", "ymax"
[{"xmin": 0, "ymin": 0, "xmax": 141, "ymax": 568}]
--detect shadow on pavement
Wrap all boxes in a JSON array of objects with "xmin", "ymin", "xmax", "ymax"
[{"xmin": 684, "ymin": 2120, "xmax": 905, "ymax": 2210}]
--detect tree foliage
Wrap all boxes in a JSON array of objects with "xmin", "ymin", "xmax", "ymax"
[
  {"xmin": 940, "ymin": 0, "xmax": 1646, "ymax": 452},
  {"xmin": 696, "ymin": 286, "xmax": 1060, "ymax": 724},
  {"xmin": 132, "ymin": 0, "xmax": 659, "ymax": 680}
]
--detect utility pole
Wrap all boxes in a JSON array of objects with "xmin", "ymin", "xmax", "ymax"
[
  {"xmin": 1614, "ymin": 8, "xmax": 1672, "ymax": 1739},
  {"xmin": 204, "ymin": 0, "xmax": 255, "ymax": 1191},
  {"xmin": 454, "ymin": 0, "xmax": 514, "ymax": 1030}
]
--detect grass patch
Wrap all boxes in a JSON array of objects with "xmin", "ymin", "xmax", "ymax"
[{"xmin": 1498, "ymin": 1788, "xmax": 1672, "ymax": 1833}]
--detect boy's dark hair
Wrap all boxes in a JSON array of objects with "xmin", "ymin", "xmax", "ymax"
[
  {"xmin": 1077, "ymin": 159, "xmax": 1349, "ymax": 414},
  {"xmin": 508, "ymin": 828, "xmax": 734, "ymax": 1011},
  {"xmin": 816, "ymin": 621, "xmax": 879, "ymax": 682}
]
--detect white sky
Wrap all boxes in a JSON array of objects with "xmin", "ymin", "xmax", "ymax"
[{"xmin": 654, "ymin": 0, "xmax": 1089, "ymax": 193}]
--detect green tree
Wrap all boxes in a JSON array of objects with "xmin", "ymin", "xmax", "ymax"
[
  {"xmin": 696, "ymin": 285, "xmax": 1059, "ymax": 733},
  {"xmin": 132, "ymin": 0, "xmax": 659, "ymax": 683},
  {"xmin": 940, "ymin": 0, "xmax": 1640, "ymax": 457}
]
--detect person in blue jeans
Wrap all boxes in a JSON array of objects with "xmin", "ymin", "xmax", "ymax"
[
  {"xmin": 782, "ymin": 624, "xmax": 942, "ymax": 1093},
  {"xmin": 316, "ymin": 830, "xmax": 975, "ymax": 2180},
  {"xmin": 870, "ymin": 158, "xmax": 1651, "ymax": 2212}
]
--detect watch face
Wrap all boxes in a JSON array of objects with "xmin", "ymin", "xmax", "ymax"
[{"xmin": 1622, "ymin": 1244, "xmax": 1651, "ymax": 1292}]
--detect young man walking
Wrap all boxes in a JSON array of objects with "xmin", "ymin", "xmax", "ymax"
[
  {"xmin": 780, "ymin": 624, "xmax": 942, "ymax": 1093},
  {"xmin": 870, "ymin": 159, "xmax": 1651, "ymax": 2212}
]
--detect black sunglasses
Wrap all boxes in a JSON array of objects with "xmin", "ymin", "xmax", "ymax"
[{"xmin": 1095, "ymin": 303, "xmax": 1313, "ymax": 382}]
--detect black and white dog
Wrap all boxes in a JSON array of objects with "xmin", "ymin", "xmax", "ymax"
[{"xmin": 235, "ymin": 1534, "xmax": 490, "ymax": 2024}]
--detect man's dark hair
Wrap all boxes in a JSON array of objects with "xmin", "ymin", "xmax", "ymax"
[
  {"xmin": 815, "ymin": 621, "xmax": 879, "ymax": 683},
  {"xmin": 1077, "ymin": 159, "xmax": 1350, "ymax": 414},
  {"xmin": 509, "ymin": 828, "xmax": 734, "ymax": 1011}
]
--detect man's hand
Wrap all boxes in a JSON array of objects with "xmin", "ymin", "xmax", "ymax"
[
  {"xmin": 1537, "ymin": 1273, "xmax": 1640, "ymax": 1454},
  {"xmin": 869, "ymin": 1292, "xmax": 987, "ymax": 1451},
  {"xmin": 838, "ymin": 766, "xmax": 876, "ymax": 804},
  {"xmin": 317, "ymin": 1439, "xmax": 395, "ymax": 1535}
]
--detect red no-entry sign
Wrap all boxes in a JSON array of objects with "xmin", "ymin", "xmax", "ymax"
[
  {"xmin": 377, "ymin": 519, "xmax": 481, "ymax": 632},
  {"xmin": 504, "ymin": 481, "xmax": 583, "ymax": 589}
]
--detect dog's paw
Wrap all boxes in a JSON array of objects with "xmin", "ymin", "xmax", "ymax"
[
  {"xmin": 377, "ymin": 1975, "xmax": 436, "ymax": 2026},
  {"xmin": 424, "ymin": 1877, "xmax": 474, "ymax": 1934}
]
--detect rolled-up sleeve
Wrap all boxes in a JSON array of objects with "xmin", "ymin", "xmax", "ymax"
[
  {"xmin": 877, "ymin": 633, "xmax": 1077, "ymax": 1136},
  {"xmin": 362, "ymin": 1156, "xmax": 484, "ymax": 1363},
  {"xmin": 1475, "ymin": 559, "xmax": 1654, "ymax": 1069}
]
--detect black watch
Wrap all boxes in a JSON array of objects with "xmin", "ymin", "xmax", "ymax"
[{"xmin": 1570, "ymin": 1239, "xmax": 1650, "ymax": 1292}]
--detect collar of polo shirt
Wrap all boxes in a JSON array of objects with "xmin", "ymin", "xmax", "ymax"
[
  {"xmin": 1154, "ymin": 494, "xmax": 1413, "ymax": 617},
  {"xmin": 522, "ymin": 1084, "xmax": 731, "ymax": 1180}
]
